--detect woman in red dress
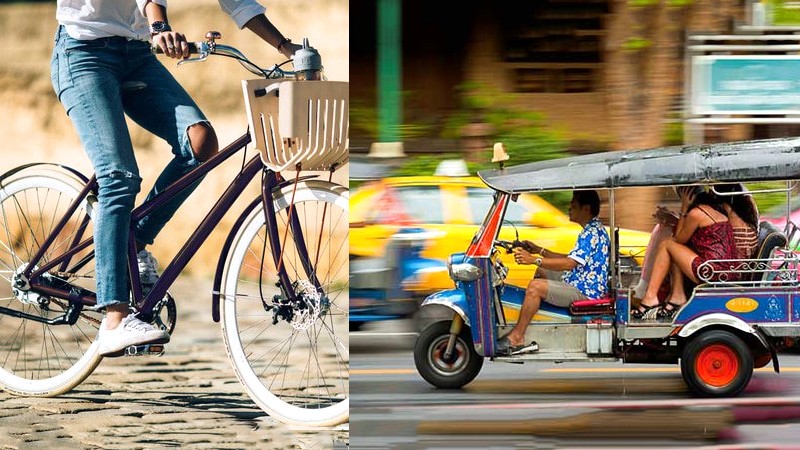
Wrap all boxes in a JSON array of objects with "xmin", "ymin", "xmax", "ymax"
[{"xmin": 632, "ymin": 187, "xmax": 739, "ymax": 320}]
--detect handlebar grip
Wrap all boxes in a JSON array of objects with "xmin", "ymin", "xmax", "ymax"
[{"xmin": 151, "ymin": 41, "xmax": 200, "ymax": 54}]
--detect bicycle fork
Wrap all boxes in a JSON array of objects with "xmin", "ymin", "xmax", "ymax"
[{"xmin": 260, "ymin": 170, "xmax": 326, "ymax": 321}]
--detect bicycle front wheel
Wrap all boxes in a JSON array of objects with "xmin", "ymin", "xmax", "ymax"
[
  {"xmin": 0, "ymin": 171, "xmax": 102, "ymax": 396},
  {"xmin": 220, "ymin": 180, "xmax": 349, "ymax": 427}
]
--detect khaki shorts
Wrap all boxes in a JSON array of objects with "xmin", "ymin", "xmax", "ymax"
[{"xmin": 536, "ymin": 269, "xmax": 588, "ymax": 308}]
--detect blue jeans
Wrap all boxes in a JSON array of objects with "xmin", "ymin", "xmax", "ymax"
[{"xmin": 51, "ymin": 26, "xmax": 209, "ymax": 308}]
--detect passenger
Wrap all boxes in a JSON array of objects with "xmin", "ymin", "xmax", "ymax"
[
  {"xmin": 715, "ymin": 183, "xmax": 759, "ymax": 260},
  {"xmin": 632, "ymin": 187, "xmax": 702, "ymax": 300},
  {"xmin": 632, "ymin": 186, "xmax": 739, "ymax": 320},
  {"xmin": 500, "ymin": 190, "xmax": 610, "ymax": 355}
]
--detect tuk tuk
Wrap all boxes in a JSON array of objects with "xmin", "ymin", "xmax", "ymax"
[{"xmin": 413, "ymin": 138, "xmax": 800, "ymax": 397}]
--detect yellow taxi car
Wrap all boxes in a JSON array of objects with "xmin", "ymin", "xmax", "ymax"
[{"xmin": 350, "ymin": 174, "xmax": 651, "ymax": 293}]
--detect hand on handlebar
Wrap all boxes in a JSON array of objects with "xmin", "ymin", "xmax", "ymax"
[
  {"xmin": 280, "ymin": 40, "xmax": 304, "ymax": 59},
  {"xmin": 153, "ymin": 31, "xmax": 190, "ymax": 60},
  {"xmin": 512, "ymin": 247, "xmax": 540, "ymax": 265}
]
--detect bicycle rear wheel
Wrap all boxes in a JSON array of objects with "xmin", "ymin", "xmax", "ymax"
[
  {"xmin": 219, "ymin": 180, "xmax": 348, "ymax": 427},
  {"xmin": 0, "ymin": 171, "xmax": 102, "ymax": 396}
]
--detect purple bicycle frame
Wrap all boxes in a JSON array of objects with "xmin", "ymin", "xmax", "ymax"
[{"xmin": 21, "ymin": 131, "xmax": 320, "ymax": 319}]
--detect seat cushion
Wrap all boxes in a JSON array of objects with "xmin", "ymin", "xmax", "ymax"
[{"xmin": 569, "ymin": 297, "xmax": 614, "ymax": 316}]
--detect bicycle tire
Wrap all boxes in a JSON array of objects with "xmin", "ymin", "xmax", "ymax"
[
  {"xmin": 0, "ymin": 172, "xmax": 103, "ymax": 396},
  {"xmin": 219, "ymin": 180, "xmax": 349, "ymax": 427}
]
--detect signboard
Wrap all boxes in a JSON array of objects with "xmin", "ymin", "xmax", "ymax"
[
  {"xmin": 767, "ymin": 0, "xmax": 800, "ymax": 26},
  {"xmin": 691, "ymin": 55, "xmax": 800, "ymax": 115}
]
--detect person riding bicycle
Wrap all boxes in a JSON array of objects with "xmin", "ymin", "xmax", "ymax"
[
  {"xmin": 501, "ymin": 190, "xmax": 610, "ymax": 355},
  {"xmin": 52, "ymin": 0, "xmax": 303, "ymax": 356}
]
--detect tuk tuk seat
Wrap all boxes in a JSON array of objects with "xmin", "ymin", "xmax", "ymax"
[
  {"xmin": 746, "ymin": 221, "xmax": 788, "ymax": 283},
  {"xmin": 569, "ymin": 297, "xmax": 614, "ymax": 315},
  {"xmin": 754, "ymin": 221, "xmax": 787, "ymax": 260}
]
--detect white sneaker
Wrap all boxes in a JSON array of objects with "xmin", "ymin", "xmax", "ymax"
[
  {"xmin": 97, "ymin": 314, "xmax": 170, "ymax": 356},
  {"xmin": 137, "ymin": 249, "xmax": 159, "ymax": 295}
]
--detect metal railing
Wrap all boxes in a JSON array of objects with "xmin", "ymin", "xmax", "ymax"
[{"xmin": 696, "ymin": 252, "xmax": 800, "ymax": 286}]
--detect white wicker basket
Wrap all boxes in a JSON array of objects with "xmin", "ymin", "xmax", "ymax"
[{"xmin": 241, "ymin": 79, "xmax": 349, "ymax": 172}]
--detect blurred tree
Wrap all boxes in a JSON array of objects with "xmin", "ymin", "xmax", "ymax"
[{"xmin": 442, "ymin": 82, "xmax": 569, "ymax": 166}]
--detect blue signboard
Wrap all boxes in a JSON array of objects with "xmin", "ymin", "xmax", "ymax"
[{"xmin": 691, "ymin": 55, "xmax": 800, "ymax": 115}]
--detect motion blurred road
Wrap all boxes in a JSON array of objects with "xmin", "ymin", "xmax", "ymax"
[{"xmin": 352, "ymin": 320, "xmax": 800, "ymax": 449}]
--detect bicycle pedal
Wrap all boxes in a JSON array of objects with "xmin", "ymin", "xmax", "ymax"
[{"xmin": 124, "ymin": 343, "xmax": 166, "ymax": 357}]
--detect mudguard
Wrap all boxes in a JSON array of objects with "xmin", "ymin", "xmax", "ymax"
[
  {"xmin": 0, "ymin": 162, "xmax": 90, "ymax": 186},
  {"xmin": 420, "ymin": 289, "xmax": 470, "ymax": 326},
  {"xmin": 677, "ymin": 313, "xmax": 764, "ymax": 343},
  {"xmin": 677, "ymin": 312, "xmax": 775, "ymax": 371}
]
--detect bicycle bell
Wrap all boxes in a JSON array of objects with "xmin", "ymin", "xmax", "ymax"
[{"xmin": 293, "ymin": 38, "xmax": 324, "ymax": 80}]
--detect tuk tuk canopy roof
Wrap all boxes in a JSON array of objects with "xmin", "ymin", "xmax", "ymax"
[{"xmin": 478, "ymin": 138, "xmax": 800, "ymax": 193}]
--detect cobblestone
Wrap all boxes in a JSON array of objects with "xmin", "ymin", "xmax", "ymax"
[{"xmin": 0, "ymin": 277, "xmax": 348, "ymax": 449}]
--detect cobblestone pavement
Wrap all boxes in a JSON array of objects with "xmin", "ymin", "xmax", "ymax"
[{"xmin": 0, "ymin": 277, "xmax": 348, "ymax": 450}]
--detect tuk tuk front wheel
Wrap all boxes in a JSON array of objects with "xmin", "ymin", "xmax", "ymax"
[
  {"xmin": 414, "ymin": 320, "xmax": 483, "ymax": 389},
  {"xmin": 680, "ymin": 330, "xmax": 753, "ymax": 397}
]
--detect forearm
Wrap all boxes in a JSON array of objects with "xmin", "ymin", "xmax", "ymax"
[
  {"xmin": 144, "ymin": 2, "xmax": 168, "ymax": 23},
  {"xmin": 529, "ymin": 242, "xmax": 566, "ymax": 259},
  {"xmin": 539, "ymin": 256, "xmax": 577, "ymax": 272},
  {"xmin": 244, "ymin": 14, "xmax": 288, "ymax": 51}
]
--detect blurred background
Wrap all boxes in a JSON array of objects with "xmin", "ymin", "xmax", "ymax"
[
  {"xmin": 0, "ymin": 0, "xmax": 348, "ymax": 277},
  {"xmin": 350, "ymin": 3, "xmax": 800, "ymax": 448},
  {"xmin": 349, "ymin": 0, "xmax": 800, "ymax": 328}
]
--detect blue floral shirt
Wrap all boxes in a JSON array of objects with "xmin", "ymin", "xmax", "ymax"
[{"xmin": 562, "ymin": 217, "xmax": 610, "ymax": 298}]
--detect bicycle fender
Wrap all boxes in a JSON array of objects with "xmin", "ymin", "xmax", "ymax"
[
  {"xmin": 0, "ymin": 162, "xmax": 90, "ymax": 187},
  {"xmin": 212, "ymin": 196, "xmax": 262, "ymax": 322}
]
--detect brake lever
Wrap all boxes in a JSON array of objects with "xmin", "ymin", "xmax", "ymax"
[
  {"xmin": 177, "ymin": 53, "xmax": 210, "ymax": 67},
  {"xmin": 177, "ymin": 33, "xmax": 217, "ymax": 68},
  {"xmin": 495, "ymin": 240, "xmax": 515, "ymax": 254}
]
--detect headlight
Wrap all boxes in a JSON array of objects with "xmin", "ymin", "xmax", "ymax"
[{"xmin": 449, "ymin": 262, "xmax": 484, "ymax": 282}]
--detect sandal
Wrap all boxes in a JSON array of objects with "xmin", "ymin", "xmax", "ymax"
[
  {"xmin": 631, "ymin": 303, "xmax": 659, "ymax": 320},
  {"xmin": 656, "ymin": 301, "xmax": 685, "ymax": 320},
  {"xmin": 497, "ymin": 337, "xmax": 539, "ymax": 356}
]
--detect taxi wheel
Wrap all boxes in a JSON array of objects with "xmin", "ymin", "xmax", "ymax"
[
  {"xmin": 680, "ymin": 330, "xmax": 753, "ymax": 398},
  {"xmin": 414, "ymin": 320, "xmax": 483, "ymax": 389}
]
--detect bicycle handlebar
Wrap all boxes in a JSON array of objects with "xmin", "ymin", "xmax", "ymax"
[
  {"xmin": 151, "ymin": 41, "xmax": 201, "ymax": 54},
  {"xmin": 151, "ymin": 31, "xmax": 323, "ymax": 80}
]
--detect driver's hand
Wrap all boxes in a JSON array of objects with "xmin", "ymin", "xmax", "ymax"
[
  {"xmin": 153, "ymin": 31, "xmax": 190, "ymax": 59},
  {"xmin": 513, "ymin": 247, "xmax": 537, "ymax": 265},
  {"xmin": 521, "ymin": 240, "xmax": 537, "ymax": 253}
]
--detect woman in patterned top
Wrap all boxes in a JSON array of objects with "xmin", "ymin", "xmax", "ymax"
[
  {"xmin": 500, "ymin": 190, "xmax": 610, "ymax": 355},
  {"xmin": 715, "ymin": 183, "xmax": 760, "ymax": 260},
  {"xmin": 633, "ymin": 187, "xmax": 739, "ymax": 320}
]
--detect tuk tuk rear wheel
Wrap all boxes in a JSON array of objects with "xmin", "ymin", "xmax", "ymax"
[
  {"xmin": 414, "ymin": 320, "xmax": 483, "ymax": 389},
  {"xmin": 680, "ymin": 330, "xmax": 753, "ymax": 397}
]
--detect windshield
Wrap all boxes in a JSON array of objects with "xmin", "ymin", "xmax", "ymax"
[{"xmin": 466, "ymin": 187, "xmax": 528, "ymax": 225}]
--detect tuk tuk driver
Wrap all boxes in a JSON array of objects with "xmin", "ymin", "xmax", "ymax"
[{"xmin": 501, "ymin": 190, "xmax": 610, "ymax": 355}]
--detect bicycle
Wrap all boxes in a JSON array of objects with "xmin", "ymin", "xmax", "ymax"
[{"xmin": 0, "ymin": 32, "xmax": 349, "ymax": 427}]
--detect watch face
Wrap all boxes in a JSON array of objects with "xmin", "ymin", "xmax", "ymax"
[{"xmin": 150, "ymin": 21, "xmax": 170, "ymax": 34}]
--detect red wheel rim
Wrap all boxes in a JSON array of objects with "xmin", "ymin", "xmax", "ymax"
[{"xmin": 695, "ymin": 344, "xmax": 739, "ymax": 387}]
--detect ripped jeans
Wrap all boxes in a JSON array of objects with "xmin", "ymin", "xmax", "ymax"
[{"xmin": 51, "ymin": 26, "xmax": 208, "ymax": 308}]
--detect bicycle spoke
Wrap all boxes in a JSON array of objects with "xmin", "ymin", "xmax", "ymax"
[{"xmin": 0, "ymin": 176, "xmax": 100, "ymax": 394}]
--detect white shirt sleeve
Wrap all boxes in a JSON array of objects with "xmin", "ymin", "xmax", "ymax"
[
  {"xmin": 137, "ymin": 0, "xmax": 168, "ymax": 18},
  {"xmin": 218, "ymin": 0, "xmax": 267, "ymax": 29}
]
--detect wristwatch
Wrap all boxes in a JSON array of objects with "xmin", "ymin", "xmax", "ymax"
[
  {"xmin": 534, "ymin": 257, "xmax": 543, "ymax": 266},
  {"xmin": 149, "ymin": 21, "xmax": 171, "ymax": 36}
]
